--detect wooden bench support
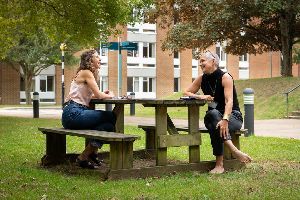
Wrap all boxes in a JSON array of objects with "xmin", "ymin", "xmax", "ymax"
[
  {"xmin": 108, "ymin": 159, "xmax": 245, "ymax": 180},
  {"xmin": 110, "ymin": 141, "xmax": 134, "ymax": 170},
  {"xmin": 38, "ymin": 128, "xmax": 140, "ymax": 170},
  {"xmin": 138, "ymin": 124, "xmax": 247, "ymax": 161},
  {"xmin": 41, "ymin": 132, "xmax": 66, "ymax": 165}
]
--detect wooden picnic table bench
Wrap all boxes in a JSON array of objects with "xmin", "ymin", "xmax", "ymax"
[
  {"xmin": 138, "ymin": 124, "xmax": 248, "ymax": 160},
  {"xmin": 38, "ymin": 127, "xmax": 140, "ymax": 170}
]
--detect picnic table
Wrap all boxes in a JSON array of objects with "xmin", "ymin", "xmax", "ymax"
[{"xmin": 88, "ymin": 98, "xmax": 245, "ymax": 179}]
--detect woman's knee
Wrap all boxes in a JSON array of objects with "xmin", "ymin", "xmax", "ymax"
[
  {"xmin": 204, "ymin": 109, "xmax": 222, "ymax": 127},
  {"xmin": 94, "ymin": 123, "xmax": 115, "ymax": 132}
]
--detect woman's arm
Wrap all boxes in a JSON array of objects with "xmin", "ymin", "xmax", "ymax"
[
  {"xmin": 183, "ymin": 74, "xmax": 214, "ymax": 100},
  {"xmin": 216, "ymin": 73, "xmax": 234, "ymax": 138},
  {"xmin": 81, "ymin": 70, "xmax": 114, "ymax": 99}
]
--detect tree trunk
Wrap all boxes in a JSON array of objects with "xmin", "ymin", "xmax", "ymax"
[
  {"xmin": 25, "ymin": 75, "xmax": 33, "ymax": 105},
  {"xmin": 280, "ymin": 7, "xmax": 294, "ymax": 77}
]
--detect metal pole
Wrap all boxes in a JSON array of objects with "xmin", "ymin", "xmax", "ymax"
[
  {"xmin": 33, "ymin": 92, "xmax": 39, "ymax": 118},
  {"xmin": 286, "ymin": 93, "xmax": 289, "ymax": 117},
  {"xmin": 61, "ymin": 50, "xmax": 65, "ymax": 108},
  {"xmin": 118, "ymin": 37, "xmax": 122, "ymax": 97},
  {"xmin": 60, "ymin": 43, "xmax": 66, "ymax": 109},
  {"xmin": 243, "ymin": 88, "xmax": 254, "ymax": 136}
]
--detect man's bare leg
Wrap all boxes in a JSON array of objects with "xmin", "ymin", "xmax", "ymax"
[
  {"xmin": 224, "ymin": 140, "xmax": 252, "ymax": 163},
  {"xmin": 209, "ymin": 155, "xmax": 225, "ymax": 174}
]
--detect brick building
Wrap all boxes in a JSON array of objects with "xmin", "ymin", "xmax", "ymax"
[{"xmin": 0, "ymin": 23, "xmax": 299, "ymax": 105}]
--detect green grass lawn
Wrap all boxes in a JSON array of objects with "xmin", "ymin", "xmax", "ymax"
[{"xmin": 0, "ymin": 117, "xmax": 299, "ymax": 199}]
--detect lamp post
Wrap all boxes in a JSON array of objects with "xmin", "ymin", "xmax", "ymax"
[{"xmin": 60, "ymin": 43, "xmax": 67, "ymax": 109}]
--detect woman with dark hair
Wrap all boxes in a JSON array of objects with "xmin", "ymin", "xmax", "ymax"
[
  {"xmin": 62, "ymin": 49, "xmax": 115, "ymax": 169},
  {"xmin": 184, "ymin": 51, "xmax": 252, "ymax": 174}
]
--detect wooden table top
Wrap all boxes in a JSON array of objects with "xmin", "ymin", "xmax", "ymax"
[{"xmin": 90, "ymin": 98, "xmax": 207, "ymax": 106}]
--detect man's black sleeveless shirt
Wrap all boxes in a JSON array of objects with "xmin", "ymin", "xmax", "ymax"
[{"xmin": 201, "ymin": 68, "xmax": 240, "ymax": 114}]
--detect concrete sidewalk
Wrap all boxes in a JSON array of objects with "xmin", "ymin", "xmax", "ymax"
[{"xmin": 1, "ymin": 107, "xmax": 299, "ymax": 139}]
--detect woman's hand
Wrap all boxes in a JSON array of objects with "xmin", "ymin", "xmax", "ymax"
[
  {"xmin": 105, "ymin": 90, "xmax": 115, "ymax": 99},
  {"xmin": 196, "ymin": 95, "xmax": 214, "ymax": 101},
  {"xmin": 216, "ymin": 119, "xmax": 229, "ymax": 139}
]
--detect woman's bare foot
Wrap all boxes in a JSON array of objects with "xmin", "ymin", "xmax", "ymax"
[
  {"xmin": 232, "ymin": 150, "xmax": 252, "ymax": 163},
  {"xmin": 209, "ymin": 165, "xmax": 225, "ymax": 174}
]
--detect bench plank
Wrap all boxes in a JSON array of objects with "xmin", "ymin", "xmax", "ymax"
[
  {"xmin": 38, "ymin": 127, "xmax": 140, "ymax": 142},
  {"xmin": 158, "ymin": 133, "xmax": 201, "ymax": 148},
  {"xmin": 138, "ymin": 125, "xmax": 248, "ymax": 135}
]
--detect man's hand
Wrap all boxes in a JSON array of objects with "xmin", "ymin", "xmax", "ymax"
[{"xmin": 216, "ymin": 119, "xmax": 229, "ymax": 139}]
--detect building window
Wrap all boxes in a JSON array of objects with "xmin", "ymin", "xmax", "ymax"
[
  {"xmin": 127, "ymin": 77, "xmax": 133, "ymax": 92},
  {"xmin": 20, "ymin": 77, "xmax": 25, "ymax": 91},
  {"xmin": 127, "ymin": 77, "xmax": 140, "ymax": 92},
  {"xmin": 143, "ymin": 64, "xmax": 155, "ymax": 68},
  {"xmin": 134, "ymin": 77, "xmax": 139, "ymax": 92},
  {"xmin": 40, "ymin": 75, "xmax": 54, "ymax": 92},
  {"xmin": 174, "ymin": 78, "xmax": 180, "ymax": 92},
  {"xmin": 239, "ymin": 53, "xmax": 248, "ymax": 62},
  {"xmin": 101, "ymin": 48, "xmax": 108, "ymax": 56},
  {"xmin": 143, "ymin": 29, "xmax": 155, "ymax": 33},
  {"xmin": 127, "ymin": 42, "xmax": 139, "ymax": 57},
  {"xmin": 128, "ymin": 28, "xmax": 139, "ymax": 32},
  {"xmin": 216, "ymin": 46, "xmax": 226, "ymax": 61},
  {"xmin": 128, "ymin": 77, "xmax": 154, "ymax": 92},
  {"xmin": 174, "ymin": 51, "xmax": 179, "ymax": 59},
  {"xmin": 192, "ymin": 48, "xmax": 199, "ymax": 60},
  {"xmin": 100, "ymin": 76, "xmax": 108, "ymax": 92},
  {"xmin": 143, "ymin": 42, "xmax": 155, "ymax": 58},
  {"xmin": 128, "ymin": 63, "xmax": 139, "ymax": 67},
  {"xmin": 143, "ymin": 77, "xmax": 154, "ymax": 92}
]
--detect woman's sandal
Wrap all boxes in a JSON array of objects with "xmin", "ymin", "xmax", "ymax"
[
  {"xmin": 89, "ymin": 153, "xmax": 104, "ymax": 166},
  {"xmin": 76, "ymin": 158, "xmax": 95, "ymax": 169}
]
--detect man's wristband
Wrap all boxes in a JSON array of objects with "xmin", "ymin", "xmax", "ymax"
[{"xmin": 222, "ymin": 114, "xmax": 230, "ymax": 121}]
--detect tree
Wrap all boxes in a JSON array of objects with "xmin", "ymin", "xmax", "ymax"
[
  {"xmin": 0, "ymin": 0, "xmax": 151, "ymax": 104},
  {"xmin": 4, "ymin": 28, "xmax": 79, "ymax": 104},
  {"xmin": 152, "ymin": 0, "xmax": 300, "ymax": 77}
]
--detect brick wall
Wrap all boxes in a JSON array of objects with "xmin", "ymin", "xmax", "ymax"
[
  {"xmin": 0, "ymin": 62, "xmax": 20, "ymax": 104},
  {"xmin": 156, "ymin": 18, "xmax": 174, "ymax": 99},
  {"xmin": 227, "ymin": 55, "xmax": 239, "ymax": 80},
  {"xmin": 292, "ymin": 63, "xmax": 300, "ymax": 77},
  {"xmin": 180, "ymin": 49, "xmax": 192, "ymax": 92},
  {"xmin": 249, "ymin": 52, "xmax": 281, "ymax": 78}
]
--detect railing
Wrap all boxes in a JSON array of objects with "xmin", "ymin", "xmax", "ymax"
[{"xmin": 284, "ymin": 83, "xmax": 300, "ymax": 117}]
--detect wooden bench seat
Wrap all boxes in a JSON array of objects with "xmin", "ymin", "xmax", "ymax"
[
  {"xmin": 38, "ymin": 127, "xmax": 140, "ymax": 170},
  {"xmin": 138, "ymin": 124, "xmax": 247, "ymax": 160}
]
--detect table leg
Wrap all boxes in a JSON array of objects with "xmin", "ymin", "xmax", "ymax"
[
  {"xmin": 113, "ymin": 104, "xmax": 124, "ymax": 133},
  {"xmin": 188, "ymin": 105, "xmax": 200, "ymax": 163},
  {"xmin": 155, "ymin": 106, "xmax": 167, "ymax": 166}
]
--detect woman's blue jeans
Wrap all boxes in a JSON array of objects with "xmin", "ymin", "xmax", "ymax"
[
  {"xmin": 204, "ymin": 109, "xmax": 243, "ymax": 156},
  {"xmin": 61, "ymin": 101, "xmax": 116, "ymax": 148}
]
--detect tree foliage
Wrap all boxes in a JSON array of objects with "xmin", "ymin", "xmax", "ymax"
[
  {"xmin": 0, "ymin": 0, "xmax": 151, "ymax": 58},
  {"xmin": 152, "ymin": 0, "xmax": 300, "ymax": 76},
  {"xmin": 0, "ymin": 0, "xmax": 151, "ymax": 104}
]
